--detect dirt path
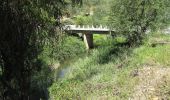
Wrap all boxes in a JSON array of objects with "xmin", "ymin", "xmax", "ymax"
[{"xmin": 130, "ymin": 66, "xmax": 170, "ymax": 100}]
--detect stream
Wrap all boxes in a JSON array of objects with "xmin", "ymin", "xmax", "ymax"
[
  {"xmin": 55, "ymin": 53, "xmax": 88, "ymax": 80},
  {"xmin": 56, "ymin": 59, "xmax": 73, "ymax": 80}
]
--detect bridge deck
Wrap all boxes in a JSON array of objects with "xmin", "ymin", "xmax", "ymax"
[{"xmin": 64, "ymin": 25, "xmax": 114, "ymax": 34}]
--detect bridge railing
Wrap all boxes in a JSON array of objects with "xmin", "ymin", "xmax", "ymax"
[{"xmin": 64, "ymin": 25, "xmax": 110, "ymax": 30}]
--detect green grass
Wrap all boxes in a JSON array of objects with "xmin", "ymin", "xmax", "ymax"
[
  {"xmin": 93, "ymin": 34, "xmax": 127, "ymax": 47},
  {"xmin": 49, "ymin": 33, "xmax": 170, "ymax": 99}
]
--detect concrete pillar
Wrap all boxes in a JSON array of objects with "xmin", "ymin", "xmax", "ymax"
[{"xmin": 83, "ymin": 34, "xmax": 93, "ymax": 49}]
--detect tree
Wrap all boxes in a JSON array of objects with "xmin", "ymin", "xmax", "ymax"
[
  {"xmin": 109, "ymin": 0, "xmax": 170, "ymax": 46},
  {"xmin": 0, "ymin": 0, "xmax": 81, "ymax": 99}
]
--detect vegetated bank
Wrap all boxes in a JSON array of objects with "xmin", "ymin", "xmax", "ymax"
[
  {"xmin": 29, "ymin": 34, "xmax": 86, "ymax": 99},
  {"xmin": 49, "ymin": 32, "xmax": 170, "ymax": 99}
]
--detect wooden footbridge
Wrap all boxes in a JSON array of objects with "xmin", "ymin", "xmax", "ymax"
[{"xmin": 64, "ymin": 25, "xmax": 114, "ymax": 49}]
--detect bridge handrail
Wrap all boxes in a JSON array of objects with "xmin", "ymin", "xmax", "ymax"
[{"xmin": 64, "ymin": 25, "xmax": 111, "ymax": 31}]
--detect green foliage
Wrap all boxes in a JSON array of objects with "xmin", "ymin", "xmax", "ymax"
[
  {"xmin": 53, "ymin": 35, "xmax": 86, "ymax": 61},
  {"xmin": 49, "ymin": 38, "xmax": 133, "ymax": 99},
  {"xmin": 67, "ymin": 0, "xmax": 113, "ymax": 25},
  {"xmin": 90, "ymin": 0, "xmax": 112, "ymax": 25},
  {"xmin": 39, "ymin": 35, "xmax": 86, "ymax": 65},
  {"xmin": 0, "ymin": 0, "xmax": 82, "ymax": 99},
  {"xmin": 93, "ymin": 34, "xmax": 109, "ymax": 46},
  {"xmin": 30, "ymin": 60, "xmax": 54, "ymax": 100},
  {"xmin": 109, "ymin": 0, "xmax": 170, "ymax": 45},
  {"xmin": 49, "ymin": 33, "xmax": 170, "ymax": 99},
  {"xmin": 29, "ymin": 35, "xmax": 86, "ymax": 99},
  {"xmin": 135, "ymin": 34, "xmax": 170, "ymax": 66},
  {"xmin": 74, "ymin": 15, "xmax": 93, "ymax": 25}
]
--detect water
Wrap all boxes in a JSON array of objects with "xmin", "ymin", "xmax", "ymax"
[
  {"xmin": 56, "ymin": 60, "xmax": 72, "ymax": 80},
  {"xmin": 57, "ymin": 65, "xmax": 71, "ymax": 79},
  {"xmin": 56, "ymin": 53, "xmax": 88, "ymax": 80}
]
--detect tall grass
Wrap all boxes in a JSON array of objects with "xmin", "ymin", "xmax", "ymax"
[
  {"xmin": 49, "ymin": 36, "xmax": 136, "ymax": 99},
  {"xmin": 49, "ymin": 33, "xmax": 170, "ymax": 99}
]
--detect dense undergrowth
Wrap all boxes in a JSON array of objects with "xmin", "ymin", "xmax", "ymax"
[
  {"xmin": 49, "ymin": 33, "xmax": 170, "ymax": 99},
  {"xmin": 29, "ymin": 35, "xmax": 86, "ymax": 99},
  {"xmin": 40, "ymin": 35, "xmax": 86, "ymax": 64}
]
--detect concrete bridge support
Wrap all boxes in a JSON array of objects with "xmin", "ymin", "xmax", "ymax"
[{"xmin": 83, "ymin": 34, "xmax": 93, "ymax": 49}]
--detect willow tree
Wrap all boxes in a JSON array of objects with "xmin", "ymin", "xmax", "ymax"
[
  {"xmin": 110, "ymin": 0, "xmax": 170, "ymax": 46},
  {"xmin": 0, "ymin": 0, "xmax": 81, "ymax": 99}
]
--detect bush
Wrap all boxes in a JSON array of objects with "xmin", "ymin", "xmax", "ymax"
[
  {"xmin": 30, "ymin": 60, "xmax": 54, "ymax": 100},
  {"xmin": 74, "ymin": 15, "xmax": 93, "ymax": 25},
  {"xmin": 31, "ymin": 35, "xmax": 86, "ymax": 99},
  {"xmin": 55, "ymin": 36, "xmax": 86, "ymax": 61}
]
